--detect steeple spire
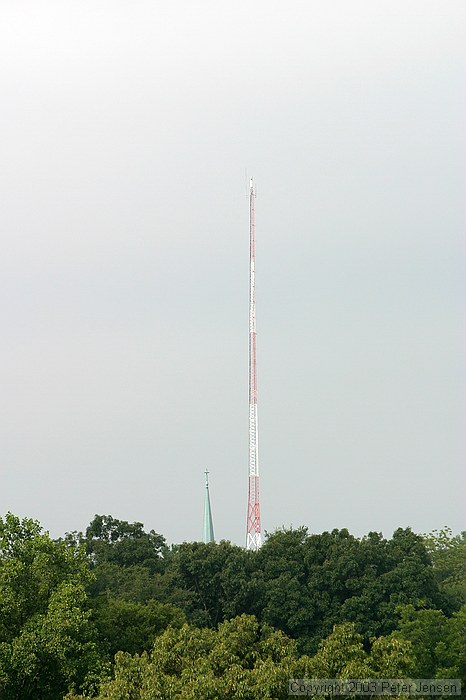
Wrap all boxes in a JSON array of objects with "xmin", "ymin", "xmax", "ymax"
[{"xmin": 203, "ymin": 469, "xmax": 215, "ymax": 543}]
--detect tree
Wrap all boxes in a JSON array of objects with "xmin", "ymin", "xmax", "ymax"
[
  {"xmin": 66, "ymin": 617, "xmax": 418, "ymax": 700},
  {"xmin": 435, "ymin": 604, "xmax": 466, "ymax": 687},
  {"xmin": 66, "ymin": 615, "xmax": 306, "ymax": 700},
  {"xmin": 84, "ymin": 515, "xmax": 167, "ymax": 573},
  {"xmin": 167, "ymin": 540, "xmax": 258, "ymax": 627},
  {"xmin": 255, "ymin": 527, "xmax": 441, "ymax": 652},
  {"xmin": 0, "ymin": 513, "xmax": 103, "ymax": 700},
  {"xmin": 93, "ymin": 596, "xmax": 185, "ymax": 657},
  {"xmin": 307, "ymin": 622, "xmax": 415, "ymax": 682},
  {"xmin": 393, "ymin": 605, "xmax": 447, "ymax": 678},
  {"xmin": 423, "ymin": 528, "xmax": 466, "ymax": 611},
  {"xmin": 394, "ymin": 603, "xmax": 466, "ymax": 690},
  {"xmin": 80, "ymin": 521, "xmax": 445, "ymax": 657}
]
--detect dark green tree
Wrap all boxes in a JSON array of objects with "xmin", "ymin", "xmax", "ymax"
[
  {"xmin": 85, "ymin": 515, "xmax": 166, "ymax": 573},
  {"xmin": 167, "ymin": 540, "xmax": 259, "ymax": 627},
  {"xmin": 255, "ymin": 526, "xmax": 441, "ymax": 652},
  {"xmin": 81, "ymin": 516, "xmax": 191, "ymax": 661},
  {"xmin": 93, "ymin": 597, "xmax": 186, "ymax": 657}
]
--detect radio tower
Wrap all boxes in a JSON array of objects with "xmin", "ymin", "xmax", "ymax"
[{"xmin": 246, "ymin": 177, "xmax": 262, "ymax": 550}]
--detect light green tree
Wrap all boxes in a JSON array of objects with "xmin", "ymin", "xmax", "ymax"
[
  {"xmin": 423, "ymin": 528, "xmax": 466, "ymax": 610},
  {"xmin": 66, "ymin": 617, "xmax": 416, "ymax": 700},
  {"xmin": 394, "ymin": 603, "xmax": 466, "ymax": 694},
  {"xmin": 307, "ymin": 622, "xmax": 414, "ymax": 679},
  {"xmin": 67, "ymin": 614, "xmax": 306, "ymax": 700},
  {"xmin": 0, "ymin": 513, "xmax": 103, "ymax": 699}
]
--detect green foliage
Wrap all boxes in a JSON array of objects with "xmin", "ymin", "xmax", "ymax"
[
  {"xmin": 167, "ymin": 540, "xmax": 258, "ymax": 627},
  {"xmin": 256, "ymin": 526, "xmax": 440, "ymax": 652},
  {"xmin": 81, "ymin": 517, "xmax": 194, "ymax": 663},
  {"xmin": 93, "ymin": 597, "xmax": 186, "ymax": 657},
  {"xmin": 306, "ymin": 622, "xmax": 370, "ymax": 678},
  {"xmin": 423, "ymin": 528, "xmax": 466, "ymax": 610},
  {"xmin": 436, "ymin": 604, "xmax": 466, "ymax": 684},
  {"xmin": 87, "ymin": 560, "xmax": 195, "ymax": 614},
  {"xmin": 85, "ymin": 515, "xmax": 167, "ymax": 574},
  {"xmin": 81, "ymin": 518, "xmax": 446, "ymax": 663},
  {"xmin": 394, "ymin": 603, "xmax": 466, "ymax": 690},
  {"xmin": 0, "ymin": 513, "xmax": 103, "ymax": 700},
  {"xmin": 308, "ymin": 622, "xmax": 415, "ymax": 679},
  {"xmin": 73, "ymin": 615, "xmax": 305, "ymax": 700},
  {"xmin": 66, "ymin": 618, "xmax": 417, "ymax": 700},
  {"xmin": 393, "ymin": 605, "xmax": 447, "ymax": 677},
  {"xmin": 1, "ymin": 512, "xmax": 461, "ymax": 699}
]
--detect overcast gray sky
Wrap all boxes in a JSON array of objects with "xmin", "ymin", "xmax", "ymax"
[{"xmin": 1, "ymin": 1, "xmax": 464, "ymax": 545}]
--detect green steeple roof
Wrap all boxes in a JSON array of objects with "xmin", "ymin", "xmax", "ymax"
[{"xmin": 203, "ymin": 469, "xmax": 215, "ymax": 543}]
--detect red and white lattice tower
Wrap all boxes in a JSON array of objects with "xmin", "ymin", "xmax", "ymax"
[{"xmin": 246, "ymin": 177, "xmax": 262, "ymax": 550}]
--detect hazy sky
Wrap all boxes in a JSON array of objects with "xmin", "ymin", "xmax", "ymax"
[{"xmin": 1, "ymin": 1, "xmax": 464, "ymax": 545}]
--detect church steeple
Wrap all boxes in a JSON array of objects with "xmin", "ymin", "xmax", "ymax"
[{"xmin": 203, "ymin": 469, "xmax": 215, "ymax": 543}]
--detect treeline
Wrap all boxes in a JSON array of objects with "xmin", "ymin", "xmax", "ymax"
[{"xmin": 0, "ymin": 513, "xmax": 464, "ymax": 699}]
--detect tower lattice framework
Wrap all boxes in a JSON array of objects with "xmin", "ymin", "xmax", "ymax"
[{"xmin": 246, "ymin": 177, "xmax": 262, "ymax": 550}]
